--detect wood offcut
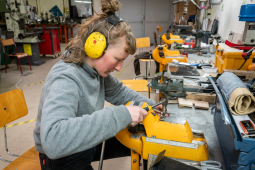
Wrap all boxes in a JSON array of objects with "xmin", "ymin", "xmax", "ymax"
[{"xmin": 178, "ymin": 98, "xmax": 209, "ymax": 110}]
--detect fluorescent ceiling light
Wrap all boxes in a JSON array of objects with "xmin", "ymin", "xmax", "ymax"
[{"xmin": 74, "ymin": 0, "xmax": 92, "ymax": 3}]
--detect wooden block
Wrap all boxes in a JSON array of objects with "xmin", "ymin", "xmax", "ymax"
[
  {"xmin": 168, "ymin": 100, "xmax": 178, "ymax": 104},
  {"xmin": 186, "ymin": 92, "xmax": 216, "ymax": 104},
  {"xmin": 223, "ymin": 69, "xmax": 255, "ymax": 80},
  {"xmin": 178, "ymin": 98, "xmax": 209, "ymax": 110},
  {"xmin": 178, "ymin": 98, "xmax": 193, "ymax": 108}
]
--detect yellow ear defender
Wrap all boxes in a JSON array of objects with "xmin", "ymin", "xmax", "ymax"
[
  {"xmin": 84, "ymin": 32, "xmax": 108, "ymax": 59},
  {"xmin": 84, "ymin": 13, "xmax": 123, "ymax": 59}
]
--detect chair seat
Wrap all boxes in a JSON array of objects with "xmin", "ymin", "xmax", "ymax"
[
  {"xmin": 121, "ymin": 80, "xmax": 151, "ymax": 92},
  {"xmin": 140, "ymin": 59, "xmax": 155, "ymax": 62},
  {"xmin": 3, "ymin": 146, "xmax": 40, "ymax": 170},
  {"xmin": 157, "ymin": 42, "xmax": 165, "ymax": 45},
  {"xmin": 8, "ymin": 53, "xmax": 29, "ymax": 58}
]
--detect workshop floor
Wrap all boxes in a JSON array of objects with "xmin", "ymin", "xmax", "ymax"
[{"xmin": 0, "ymin": 43, "xmax": 224, "ymax": 170}]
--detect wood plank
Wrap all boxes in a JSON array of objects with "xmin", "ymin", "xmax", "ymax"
[
  {"xmin": 168, "ymin": 100, "xmax": 178, "ymax": 104},
  {"xmin": 3, "ymin": 146, "xmax": 40, "ymax": 170},
  {"xmin": 178, "ymin": 98, "xmax": 209, "ymax": 110},
  {"xmin": 186, "ymin": 92, "xmax": 216, "ymax": 104},
  {"xmin": 223, "ymin": 69, "xmax": 255, "ymax": 80}
]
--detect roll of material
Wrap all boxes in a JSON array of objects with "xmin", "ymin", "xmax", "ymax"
[{"xmin": 217, "ymin": 72, "xmax": 255, "ymax": 115}]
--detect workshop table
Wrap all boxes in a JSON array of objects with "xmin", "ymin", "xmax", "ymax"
[
  {"xmin": 62, "ymin": 24, "xmax": 80, "ymax": 44},
  {"xmin": 144, "ymin": 53, "xmax": 225, "ymax": 169},
  {"xmin": 26, "ymin": 24, "xmax": 81, "ymax": 44},
  {"xmin": 26, "ymin": 24, "xmax": 62, "ymax": 44}
]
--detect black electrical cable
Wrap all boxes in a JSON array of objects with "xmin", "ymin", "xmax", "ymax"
[
  {"xmin": 238, "ymin": 60, "xmax": 247, "ymax": 70},
  {"xmin": 9, "ymin": 13, "xmax": 19, "ymax": 23},
  {"xmin": 5, "ymin": 0, "xmax": 19, "ymax": 23}
]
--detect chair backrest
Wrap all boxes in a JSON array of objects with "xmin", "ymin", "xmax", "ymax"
[
  {"xmin": 153, "ymin": 32, "xmax": 157, "ymax": 48},
  {"xmin": 0, "ymin": 89, "xmax": 28, "ymax": 127},
  {"xmin": 136, "ymin": 37, "xmax": 150, "ymax": 49},
  {"xmin": 157, "ymin": 26, "xmax": 162, "ymax": 32},
  {"xmin": 1, "ymin": 39, "xmax": 15, "ymax": 47}
]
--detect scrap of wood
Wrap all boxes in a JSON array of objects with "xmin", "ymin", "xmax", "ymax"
[
  {"xmin": 186, "ymin": 92, "xmax": 216, "ymax": 104},
  {"xmin": 168, "ymin": 100, "xmax": 178, "ymax": 104},
  {"xmin": 178, "ymin": 98, "xmax": 209, "ymax": 110},
  {"xmin": 223, "ymin": 69, "xmax": 255, "ymax": 80},
  {"xmin": 147, "ymin": 154, "xmax": 157, "ymax": 170}
]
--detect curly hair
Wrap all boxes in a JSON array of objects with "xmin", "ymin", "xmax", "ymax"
[{"xmin": 61, "ymin": 0, "xmax": 136, "ymax": 66}]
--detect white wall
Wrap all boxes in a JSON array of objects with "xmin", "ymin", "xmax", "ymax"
[
  {"xmin": 27, "ymin": 0, "xmax": 69, "ymax": 16},
  {"xmin": 207, "ymin": 0, "xmax": 255, "ymax": 40},
  {"xmin": 93, "ymin": 0, "xmax": 101, "ymax": 14}
]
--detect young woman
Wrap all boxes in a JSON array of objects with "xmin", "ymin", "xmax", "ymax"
[{"xmin": 34, "ymin": 0, "xmax": 161, "ymax": 169}]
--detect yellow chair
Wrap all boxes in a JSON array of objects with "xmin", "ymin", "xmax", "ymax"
[
  {"xmin": 157, "ymin": 26, "xmax": 162, "ymax": 32},
  {"xmin": 0, "ymin": 89, "xmax": 40, "ymax": 170},
  {"xmin": 135, "ymin": 37, "xmax": 154, "ymax": 80}
]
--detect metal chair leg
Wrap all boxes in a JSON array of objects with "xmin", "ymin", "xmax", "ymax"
[
  {"xmin": 0, "ymin": 155, "xmax": 12, "ymax": 163},
  {"xmin": 27, "ymin": 56, "xmax": 32, "ymax": 71},
  {"xmin": 17, "ymin": 58, "xmax": 23, "ymax": 74},
  {"xmin": 16, "ymin": 58, "xmax": 19, "ymax": 69},
  {"xmin": 3, "ymin": 126, "xmax": 19, "ymax": 157},
  {"xmin": 4, "ymin": 55, "xmax": 8, "ymax": 73},
  {"xmin": 98, "ymin": 141, "xmax": 106, "ymax": 170}
]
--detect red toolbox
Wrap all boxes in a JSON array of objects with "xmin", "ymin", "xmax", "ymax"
[
  {"xmin": 39, "ymin": 27, "xmax": 61, "ymax": 58},
  {"xmin": 184, "ymin": 40, "xmax": 196, "ymax": 48}
]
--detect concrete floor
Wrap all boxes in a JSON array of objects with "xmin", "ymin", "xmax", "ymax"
[{"xmin": 0, "ymin": 44, "xmax": 224, "ymax": 170}]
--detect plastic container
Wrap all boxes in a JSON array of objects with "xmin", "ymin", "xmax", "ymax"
[
  {"xmin": 182, "ymin": 53, "xmax": 188, "ymax": 58},
  {"xmin": 239, "ymin": 4, "xmax": 255, "ymax": 22},
  {"xmin": 202, "ymin": 66, "xmax": 218, "ymax": 73},
  {"xmin": 214, "ymin": 44, "xmax": 255, "ymax": 73}
]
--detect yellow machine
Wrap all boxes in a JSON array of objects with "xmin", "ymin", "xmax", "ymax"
[
  {"xmin": 162, "ymin": 33, "xmax": 183, "ymax": 45},
  {"xmin": 115, "ymin": 43, "xmax": 209, "ymax": 170},
  {"xmin": 115, "ymin": 94, "xmax": 209, "ymax": 170},
  {"xmin": 152, "ymin": 44, "xmax": 188, "ymax": 66}
]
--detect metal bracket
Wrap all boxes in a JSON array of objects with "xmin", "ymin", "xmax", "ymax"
[{"xmin": 146, "ymin": 137, "xmax": 201, "ymax": 149}]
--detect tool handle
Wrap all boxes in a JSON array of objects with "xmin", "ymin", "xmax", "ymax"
[
  {"xmin": 172, "ymin": 0, "xmax": 183, "ymax": 5},
  {"xmin": 143, "ymin": 106, "xmax": 152, "ymax": 112},
  {"xmin": 201, "ymin": 161, "xmax": 221, "ymax": 168}
]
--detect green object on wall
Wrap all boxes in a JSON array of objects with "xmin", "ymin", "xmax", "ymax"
[
  {"xmin": 1, "ymin": 46, "xmax": 11, "ymax": 65},
  {"xmin": 0, "ymin": 0, "xmax": 7, "ymax": 12}
]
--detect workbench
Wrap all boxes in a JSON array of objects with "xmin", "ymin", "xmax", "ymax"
[
  {"xmin": 146, "ymin": 54, "xmax": 225, "ymax": 169},
  {"xmin": 26, "ymin": 24, "xmax": 80, "ymax": 44}
]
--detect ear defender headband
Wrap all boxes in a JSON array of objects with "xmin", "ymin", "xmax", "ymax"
[{"xmin": 84, "ymin": 13, "xmax": 123, "ymax": 59}]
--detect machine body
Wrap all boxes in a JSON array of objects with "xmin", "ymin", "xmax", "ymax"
[{"xmin": 116, "ymin": 100, "xmax": 209, "ymax": 170}]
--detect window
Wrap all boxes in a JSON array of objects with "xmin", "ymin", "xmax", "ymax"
[{"xmin": 69, "ymin": 0, "xmax": 93, "ymax": 18}]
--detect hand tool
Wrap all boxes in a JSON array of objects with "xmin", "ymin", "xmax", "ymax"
[{"xmin": 143, "ymin": 99, "xmax": 166, "ymax": 112}]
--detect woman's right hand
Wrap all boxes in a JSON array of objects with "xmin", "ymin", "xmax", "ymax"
[{"xmin": 126, "ymin": 106, "xmax": 148, "ymax": 126}]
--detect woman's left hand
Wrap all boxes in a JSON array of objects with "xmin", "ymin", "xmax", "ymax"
[{"xmin": 153, "ymin": 105, "xmax": 170, "ymax": 117}]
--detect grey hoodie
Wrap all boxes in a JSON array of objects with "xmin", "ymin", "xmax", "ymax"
[{"xmin": 33, "ymin": 60, "xmax": 155, "ymax": 159}]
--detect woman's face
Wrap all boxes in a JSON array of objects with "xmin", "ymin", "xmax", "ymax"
[{"xmin": 93, "ymin": 36, "xmax": 129, "ymax": 77}]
